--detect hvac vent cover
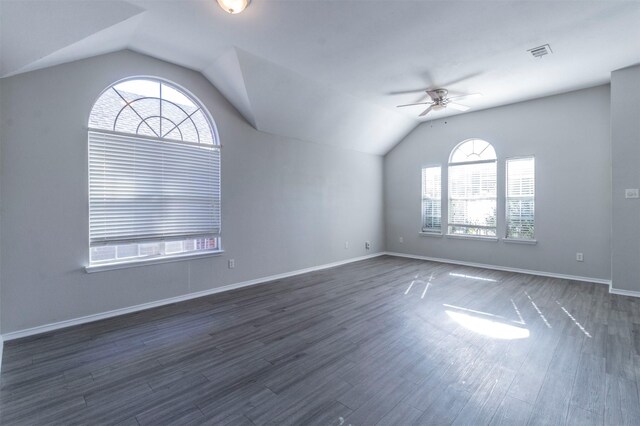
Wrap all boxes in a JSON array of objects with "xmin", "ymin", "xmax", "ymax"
[{"xmin": 527, "ymin": 44, "xmax": 553, "ymax": 58}]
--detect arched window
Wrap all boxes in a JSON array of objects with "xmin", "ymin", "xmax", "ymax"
[
  {"xmin": 88, "ymin": 77, "xmax": 221, "ymax": 268},
  {"xmin": 448, "ymin": 139, "xmax": 497, "ymax": 237}
]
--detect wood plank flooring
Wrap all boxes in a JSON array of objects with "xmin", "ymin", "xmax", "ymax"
[{"xmin": 2, "ymin": 255, "xmax": 640, "ymax": 425}]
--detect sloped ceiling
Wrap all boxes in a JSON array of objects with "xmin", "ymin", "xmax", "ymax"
[
  {"xmin": 1, "ymin": 0, "xmax": 640, "ymax": 155},
  {"xmin": 205, "ymin": 48, "xmax": 415, "ymax": 154},
  {"xmin": 203, "ymin": 49, "xmax": 257, "ymax": 129},
  {"xmin": 0, "ymin": 0, "xmax": 145, "ymax": 77}
]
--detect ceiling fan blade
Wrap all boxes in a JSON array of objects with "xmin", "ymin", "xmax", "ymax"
[
  {"xmin": 426, "ymin": 90, "xmax": 440, "ymax": 101},
  {"xmin": 447, "ymin": 93, "xmax": 483, "ymax": 101},
  {"xmin": 389, "ymin": 88, "xmax": 429, "ymax": 96},
  {"xmin": 419, "ymin": 105, "xmax": 433, "ymax": 117},
  {"xmin": 396, "ymin": 102, "xmax": 433, "ymax": 108},
  {"xmin": 439, "ymin": 72, "xmax": 483, "ymax": 88},
  {"xmin": 448, "ymin": 102, "xmax": 470, "ymax": 111}
]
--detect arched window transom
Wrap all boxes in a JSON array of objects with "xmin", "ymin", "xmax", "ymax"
[
  {"xmin": 89, "ymin": 78, "xmax": 215, "ymax": 145},
  {"xmin": 449, "ymin": 139, "xmax": 496, "ymax": 164}
]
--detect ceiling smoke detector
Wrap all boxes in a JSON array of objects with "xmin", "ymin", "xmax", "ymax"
[{"xmin": 528, "ymin": 44, "xmax": 553, "ymax": 58}]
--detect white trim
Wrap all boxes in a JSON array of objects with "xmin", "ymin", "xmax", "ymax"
[
  {"xmin": 87, "ymin": 128, "xmax": 222, "ymax": 150},
  {"xmin": 608, "ymin": 286, "xmax": 640, "ymax": 298},
  {"xmin": 2, "ymin": 252, "xmax": 384, "ymax": 341},
  {"xmin": 504, "ymin": 155, "xmax": 536, "ymax": 245},
  {"xmin": 419, "ymin": 231, "xmax": 443, "ymax": 237},
  {"xmin": 445, "ymin": 234, "xmax": 498, "ymax": 242},
  {"xmin": 85, "ymin": 250, "xmax": 225, "ymax": 273},
  {"xmin": 384, "ymin": 251, "xmax": 612, "ymax": 285},
  {"xmin": 503, "ymin": 238, "xmax": 537, "ymax": 245},
  {"xmin": 449, "ymin": 158, "xmax": 497, "ymax": 166}
]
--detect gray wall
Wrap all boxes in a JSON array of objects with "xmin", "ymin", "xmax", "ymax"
[
  {"xmin": 0, "ymin": 50, "xmax": 385, "ymax": 333},
  {"xmin": 611, "ymin": 65, "xmax": 640, "ymax": 292},
  {"xmin": 384, "ymin": 85, "xmax": 612, "ymax": 281},
  {"xmin": 0, "ymin": 76, "xmax": 2, "ymax": 341}
]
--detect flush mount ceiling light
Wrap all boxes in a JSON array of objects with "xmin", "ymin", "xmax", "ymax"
[{"xmin": 217, "ymin": 0, "xmax": 250, "ymax": 14}]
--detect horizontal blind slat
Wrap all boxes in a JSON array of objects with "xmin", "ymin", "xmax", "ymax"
[{"xmin": 89, "ymin": 131, "xmax": 221, "ymax": 245}]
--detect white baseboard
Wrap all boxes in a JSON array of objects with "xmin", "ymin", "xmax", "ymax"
[
  {"xmin": 386, "ymin": 251, "xmax": 640, "ymax": 298},
  {"xmin": 1, "ymin": 252, "xmax": 384, "ymax": 342},
  {"xmin": 384, "ymin": 251, "xmax": 612, "ymax": 286},
  {"xmin": 3, "ymin": 250, "xmax": 637, "ymax": 346},
  {"xmin": 608, "ymin": 286, "xmax": 640, "ymax": 298}
]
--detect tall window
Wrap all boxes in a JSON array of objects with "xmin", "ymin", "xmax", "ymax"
[
  {"xmin": 448, "ymin": 139, "xmax": 497, "ymax": 236},
  {"xmin": 422, "ymin": 166, "xmax": 442, "ymax": 233},
  {"xmin": 506, "ymin": 157, "xmax": 535, "ymax": 239},
  {"xmin": 88, "ymin": 78, "xmax": 221, "ymax": 266}
]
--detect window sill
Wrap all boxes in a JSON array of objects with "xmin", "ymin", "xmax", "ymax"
[
  {"xmin": 419, "ymin": 231, "xmax": 443, "ymax": 237},
  {"xmin": 503, "ymin": 238, "xmax": 537, "ymax": 245},
  {"xmin": 85, "ymin": 250, "xmax": 225, "ymax": 273},
  {"xmin": 445, "ymin": 234, "xmax": 498, "ymax": 242}
]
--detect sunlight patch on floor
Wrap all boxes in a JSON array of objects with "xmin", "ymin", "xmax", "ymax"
[
  {"xmin": 556, "ymin": 301, "xmax": 592, "ymax": 338},
  {"xmin": 445, "ymin": 310, "xmax": 530, "ymax": 340},
  {"xmin": 524, "ymin": 291, "xmax": 552, "ymax": 328},
  {"xmin": 449, "ymin": 272, "xmax": 498, "ymax": 282}
]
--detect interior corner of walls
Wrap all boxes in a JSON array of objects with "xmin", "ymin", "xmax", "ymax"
[
  {"xmin": 0, "ymin": 333, "xmax": 4, "ymax": 374},
  {"xmin": 382, "ymin": 121, "xmax": 421, "ymax": 158},
  {"xmin": 609, "ymin": 283, "xmax": 640, "ymax": 298}
]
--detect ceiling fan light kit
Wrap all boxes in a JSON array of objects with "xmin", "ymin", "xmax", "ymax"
[{"xmin": 217, "ymin": 0, "xmax": 250, "ymax": 14}]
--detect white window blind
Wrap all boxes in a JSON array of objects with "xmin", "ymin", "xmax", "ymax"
[
  {"xmin": 422, "ymin": 166, "xmax": 441, "ymax": 232},
  {"xmin": 448, "ymin": 161, "xmax": 497, "ymax": 236},
  {"xmin": 506, "ymin": 157, "xmax": 535, "ymax": 239},
  {"xmin": 87, "ymin": 78, "xmax": 221, "ymax": 266},
  {"xmin": 89, "ymin": 131, "xmax": 221, "ymax": 250}
]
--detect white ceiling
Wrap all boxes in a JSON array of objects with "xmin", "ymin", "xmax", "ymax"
[{"xmin": 2, "ymin": 0, "xmax": 639, "ymax": 155}]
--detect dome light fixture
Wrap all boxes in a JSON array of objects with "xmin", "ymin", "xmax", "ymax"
[{"xmin": 217, "ymin": 0, "xmax": 250, "ymax": 14}]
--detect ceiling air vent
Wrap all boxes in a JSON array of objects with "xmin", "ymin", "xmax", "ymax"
[{"xmin": 527, "ymin": 44, "xmax": 553, "ymax": 58}]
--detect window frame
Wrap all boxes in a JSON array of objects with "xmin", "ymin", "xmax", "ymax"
[
  {"xmin": 446, "ymin": 139, "xmax": 498, "ymax": 239},
  {"xmin": 85, "ymin": 76, "xmax": 223, "ymax": 272},
  {"xmin": 421, "ymin": 165, "xmax": 443, "ymax": 234},
  {"xmin": 504, "ymin": 155, "xmax": 536, "ymax": 242}
]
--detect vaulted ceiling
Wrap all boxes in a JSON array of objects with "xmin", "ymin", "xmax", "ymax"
[{"xmin": 2, "ymin": 0, "xmax": 639, "ymax": 155}]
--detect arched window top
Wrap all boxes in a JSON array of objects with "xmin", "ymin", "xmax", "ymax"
[
  {"xmin": 449, "ymin": 139, "xmax": 496, "ymax": 164},
  {"xmin": 89, "ymin": 77, "xmax": 216, "ymax": 145}
]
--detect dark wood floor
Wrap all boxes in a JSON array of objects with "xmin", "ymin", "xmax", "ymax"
[{"xmin": 1, "ymin": 255, "xmax": 640, "ymax": 425}]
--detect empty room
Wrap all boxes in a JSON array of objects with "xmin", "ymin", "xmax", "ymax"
[{"xmin": 1, "ymin": 0, "xmax": 640, "ymax": 424}]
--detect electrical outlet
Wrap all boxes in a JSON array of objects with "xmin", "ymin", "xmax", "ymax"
[
  {"xmin": 399, "ymin": 236, "xmax": 404, "ymax": 243},
  {"xmin": 576, "ymin": 253, "xmax": 584, "ymax": 262},
  {"xmin": 228, "ymin": 259, "xmax": 235, "ymax": 269},
  {"xmin": 625, "ymin": 188, "xmax": 640, "ymax": 199},
  {"xmin": 345, "ymin": 241, "xmax": 349, "ymax": 249},
  {"xmin": 365, "ymin": 241, "xmax": 371, "ymax": 250}
]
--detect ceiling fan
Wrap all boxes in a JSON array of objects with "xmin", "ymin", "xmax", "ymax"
[{"xmin": 397, "ymin": 88, "xmax": 481, "ymax": 117}]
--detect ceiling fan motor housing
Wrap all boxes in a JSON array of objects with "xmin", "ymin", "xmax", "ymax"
[{"xmin": 433, "ymin": 88, "xmax": 448, "ymax": 99}]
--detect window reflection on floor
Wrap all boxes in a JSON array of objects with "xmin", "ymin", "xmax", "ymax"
[
  {"xmin": 445, "ymin": 310, "xmax": 530, "ymax": 340},
  {"xmin": 403, "ymin": 268, "xmax": 592, "ymax": 340},
  {"xmin": 449, "ymin": 272, "xmax": 498, "ymax": 282},
  {"xmin": 555, "ymin": 300, "xmax": 592, "ymax": 338}
]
